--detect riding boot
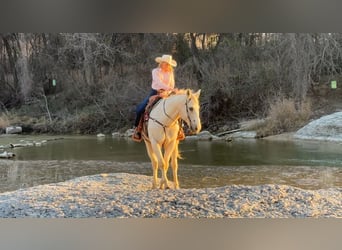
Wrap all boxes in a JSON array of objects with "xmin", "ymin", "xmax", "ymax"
[{"xmin": 132, "ymin": 118, "xmax": 143, "ymax": 142}]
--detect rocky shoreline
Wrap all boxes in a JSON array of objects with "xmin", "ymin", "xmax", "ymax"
[{"xmin": 1, "ymin": 173, "xmax": 341, "ymax": 218}]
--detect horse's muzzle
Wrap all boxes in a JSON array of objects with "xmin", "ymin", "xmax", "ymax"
[{"xmin": 189, "ymin": 124, "xmax": 201, "ymax": 134}]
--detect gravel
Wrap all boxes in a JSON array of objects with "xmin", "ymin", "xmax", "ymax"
[{"xmin": 0, "ymin": 173, "xmax": 341, "ymax": 218}]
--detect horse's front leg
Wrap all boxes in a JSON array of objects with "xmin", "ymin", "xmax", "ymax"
[
  {"xmin": 160, "ymin": 160, "xmax": 170, "ymax": 189},
  {"xmin": 151, "ymin": 155, "xmax": 159, "ymax": 189},
  {"xmin": 150, "ymin": 141, "xmax": 168, "ymax": 189},
  {"xmin": 162, "ymin": 140, "xmax": 178, "ymax": 189},
  {"xmin": 144, "ymin": 140, "xmax": 159, "ymax": 189},
  {"xmin": 159, "ymin": 144, "xmax": 170, "ymax": 190}
]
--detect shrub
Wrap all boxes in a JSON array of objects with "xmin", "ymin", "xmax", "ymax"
[
  {"xmin": 257, "ymin": 98, "xmax": 312, "ymax": 137},
  {"xmin": 0, "ymin": 114, "xmax": 10, "ymax": 129}
]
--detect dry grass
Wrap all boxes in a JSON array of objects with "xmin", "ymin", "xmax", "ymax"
[
  {"xmin": 0, "ymin": 114, "xmax": 10, "ymax": 129},
  {"xmin": 239, "ymin": 119, "xmax": 266, "ymax": 131},
  {"xmin": 256, "ymin": 98, "xmax": 312, "ymax": 137},
  {"xmin": 0, "ymin": 112, "xmax": 48, "ymax": 132}
]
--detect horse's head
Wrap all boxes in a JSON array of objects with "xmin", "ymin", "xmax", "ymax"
[{"xmin": 180, "ymin": 89, "xmax": 202, "ymax": 134}]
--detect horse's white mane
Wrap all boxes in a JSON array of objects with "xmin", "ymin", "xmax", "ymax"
[
  {"xmin": 174, "ymin": 88, "xmax": 195, "ymax": 95},
  {"xmin": 175, "ymin": 88, "xmax": 189, "ymax": 94}
]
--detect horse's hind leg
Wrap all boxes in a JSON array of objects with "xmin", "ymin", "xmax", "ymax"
[{"xmin": 171, "ymin": 142, "xmax": 180, "ymax": 189}]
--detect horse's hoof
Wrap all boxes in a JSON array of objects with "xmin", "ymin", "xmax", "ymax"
[{"xmin": 159, "ymin": 183, "xmax": 170, "ymax": 190}]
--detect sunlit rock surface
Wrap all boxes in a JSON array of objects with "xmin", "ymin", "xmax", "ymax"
[{"xmin": 295, "ymin": 112, "xmax": 342, "ymax": 142}]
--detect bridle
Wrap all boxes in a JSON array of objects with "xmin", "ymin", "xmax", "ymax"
[
  {"xmin": 184, "ymin": 96, "xmax": 194, "ymax": 131},
  {"xmin": 149, "ymin": 94, "xmax": 195, "ymax": 132}
]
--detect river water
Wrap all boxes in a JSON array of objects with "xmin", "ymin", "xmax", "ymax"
[{"xmin": 1, "ymin": 135, "xmax": 342, "ymax": 193}]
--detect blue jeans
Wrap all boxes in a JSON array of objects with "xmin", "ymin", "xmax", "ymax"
[{"xmin": 134, "ymin": 89, "xmax": 157, "ymax": 127}]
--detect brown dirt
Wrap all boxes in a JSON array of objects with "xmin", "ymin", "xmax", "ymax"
[{"xmin": 308, "ymin": 84, "xmax": 342, "ymax": 119}]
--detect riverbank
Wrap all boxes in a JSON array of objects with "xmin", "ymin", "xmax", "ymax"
[{"xmin": 0, "ymin": 173, "xmax": 341, "ymax": 218}]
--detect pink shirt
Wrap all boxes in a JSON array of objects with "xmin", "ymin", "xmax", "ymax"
[{"xmin": 151, "ymin": 68, "xmax": 175, "ymax": 91}]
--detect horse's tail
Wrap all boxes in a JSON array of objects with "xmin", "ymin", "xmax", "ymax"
[
  {"xmin": 177, "ymin": 151, "xmax": 183, "ymax": 160},
  {"xmin": 176, "ymin": 144, "xmax": 183, "ymax": 160}
]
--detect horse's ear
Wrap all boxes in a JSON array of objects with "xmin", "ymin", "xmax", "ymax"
[{"xmin": 194, "ymin": 89, "xmax": 201, "ymax": 98}]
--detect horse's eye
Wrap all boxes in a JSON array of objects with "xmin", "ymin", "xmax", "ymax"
[{"xmin": 189, "ymin": 107, "xmax": 194, "ymax": 112}]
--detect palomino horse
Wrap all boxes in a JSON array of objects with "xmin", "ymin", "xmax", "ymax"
[{"xmin": 141, "ymin": 89, "xmax": 202, "ymax": 189}]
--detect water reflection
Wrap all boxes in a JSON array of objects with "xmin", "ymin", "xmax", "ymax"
[
  {"xmin": 1, "ymin": 135, "xmax": 342, "ymax": 193},
  {"xmin": 0, "ymin": 159, "xmax": 152, "ymax": 193}
]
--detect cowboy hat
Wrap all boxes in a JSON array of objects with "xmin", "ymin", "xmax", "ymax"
[{"xmin": 155, "ymin": 54, "xmax": 177, "ymax": 67}]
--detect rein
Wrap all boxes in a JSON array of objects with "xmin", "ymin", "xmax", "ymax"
[
  {"xmin": 149, "ymin": 99, "xmax": 177, "ymax": 131},
  {"xmin": 149, "ymin": 116, "xmax": 168, "ymax": 128},
  {"xmin": 163, "ymin": 99, "xmax": 173, "ymax": 120},
  {"xmin": 184, "ymin": 97, "xmax": 194, "ymax": 131}
]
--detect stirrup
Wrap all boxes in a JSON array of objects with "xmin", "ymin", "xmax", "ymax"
[
  {"xmin": 132, "ymin": 130, "xmax": 142, "ymax": 142},
  {"xmin": 177, "ymin": 129, "xmax": 185, "ymax": 141}
]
